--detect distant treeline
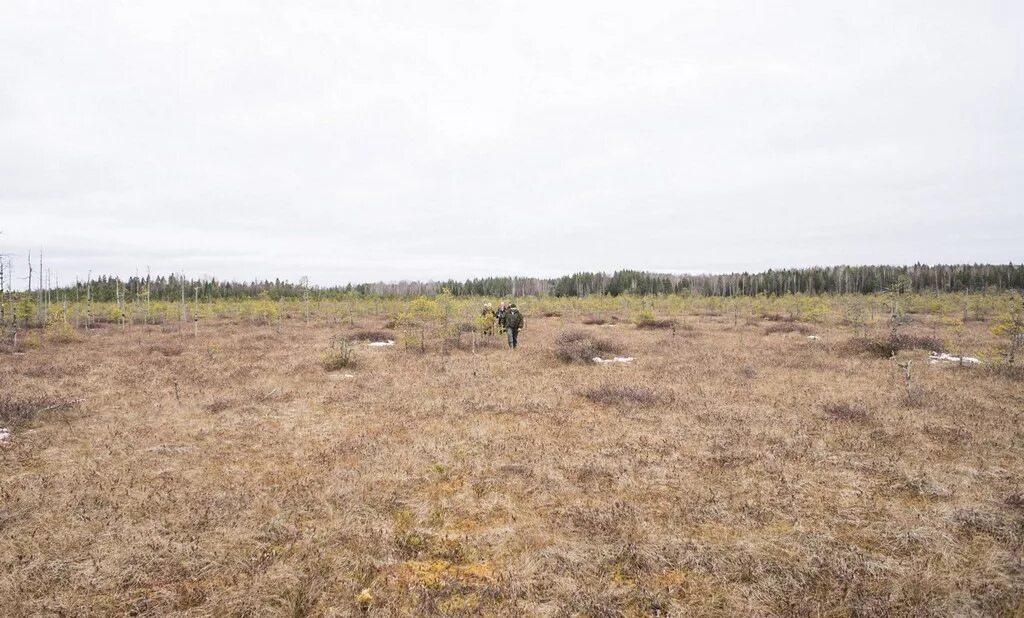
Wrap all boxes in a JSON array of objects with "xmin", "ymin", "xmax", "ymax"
[{"xmin": 36, "ymin": 264, "xmax": 1024, "ymax": 302}]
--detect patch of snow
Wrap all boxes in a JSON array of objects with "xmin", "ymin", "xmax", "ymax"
[
  {"xmin": 367, "ymin": 340, "xmax": 395, "ymax": 347},
  {"xmin": 929, "ymin": 352, "xmax": 981, "ymax": 365},
  {"xmin": 328, "ymin": 373, "xmax": 356, "ymax": 380},
  {"xmin": 807, "ymin": 335, "xmax": 820, "ymax": 340},
  {"xmin": 593, "ymin": 356, "xmax": 635, "ymax": 364},
  {"xmin": 0, "ymin": 428, "xmax": 9, "ymax": 441}
]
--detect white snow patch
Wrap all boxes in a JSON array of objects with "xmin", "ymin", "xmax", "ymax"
[
  {"xmin": 807, "ymin": 335, "xmax": 820, "ymax": 340},
  {"xmin": 929, "ymin": 352, "xmax": 981, "ymax": 365},
  {"xmin": 593, "ymin": 356, "xmax": 635, "ymax": 364},
  {"xmin": 367, "ymin": 340, "xmax": 395, "ymax": 347},
  {"xmin": 329, "ymin": 373, "xmax": 356, "ymax": 380},
  {"xmin": 0, "ymin": 428, "xmax": 9, "ymax": 442}
]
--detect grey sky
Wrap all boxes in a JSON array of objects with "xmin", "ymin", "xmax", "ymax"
[{"xmin": 1, "ymin": 1, "xmax": 1021, "ymax": 287}]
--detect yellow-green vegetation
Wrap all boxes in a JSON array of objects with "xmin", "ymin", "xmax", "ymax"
[
  {"xmin": 1, "ymin": 291, "xmax": 1022, "ymax": 615},
  {"xmin": 321, "ymin": 336, "xmax": 356, "ymax": 371}
]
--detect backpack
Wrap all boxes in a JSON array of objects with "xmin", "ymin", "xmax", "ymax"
[{"xmin": 506, "ymin": 307, "xmax": 523, "ymax": 329}]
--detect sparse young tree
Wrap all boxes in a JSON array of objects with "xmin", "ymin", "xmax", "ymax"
[{"xmin": 993, "ymin": 292, "xmax": 1024, "ymax": 366}]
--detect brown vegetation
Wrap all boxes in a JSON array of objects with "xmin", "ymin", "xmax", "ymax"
[
  {"xmin": 0, "ymin": 311, "xmax": 1021, "ymax": 616},
  {"xmin": 350, "ymin": 329, "xmax": 394, "ymax": 342},
  {"xmin": 764, "ymin": 322, "xmax": 814, "ymax": 335},
  {"xmin": 636, "ymin": 315, "xmax": 676, "ymax": 329},
  {"xmin": 582, "ymin": 384, "xmax": 667, "ymax": 408},
  {"xmin": 554, "ymin": 329, "xmax": 624, "ymax": 363},
  {"xmin": 843, "ymin": 332, "xmax": 946, "ymax": 357}
]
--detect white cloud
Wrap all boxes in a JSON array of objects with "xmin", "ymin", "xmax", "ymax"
[{"xmin": 1, "ymin": 0, "xmax": 1021, "ymax": 286}]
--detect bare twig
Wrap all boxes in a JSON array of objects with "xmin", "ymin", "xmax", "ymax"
[{"xmin": 33, "ymin": 398, "xmax": 85, "ymax": 416}]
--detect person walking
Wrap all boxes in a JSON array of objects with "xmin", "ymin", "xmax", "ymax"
[
  {"xmin": 495, "ymin": 303, "xmax": 508, "ymax": 332},
  {"xmin": 504, "ymin": 303, "xmax": 524, "ymax": 349}
]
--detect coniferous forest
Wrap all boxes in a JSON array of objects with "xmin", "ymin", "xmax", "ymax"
[{"xmin": 28, "ymin": 263, "xmax": 1024, "ymax": 302}]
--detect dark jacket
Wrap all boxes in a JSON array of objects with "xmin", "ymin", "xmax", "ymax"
[{"xmin": 505, "ymin": 307, "xmax": 523, "ymax": 329}]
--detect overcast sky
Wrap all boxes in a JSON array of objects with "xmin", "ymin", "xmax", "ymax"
[{"xmin": 1, "ymin": 1, "xmax": 1021, "ymax": 287}]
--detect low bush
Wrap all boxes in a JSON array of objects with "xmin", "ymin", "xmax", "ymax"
[
  {"xmin": 321, "ymin": 336, "xmax": 356, "ymax": 370},
  {"xmin": 555, "ymin": 330, "xmax": 623, "ymax": 363},
  {"xmin": 843, "ymin": 333, "xmax": 945, "ymax": 357},
  {"xmin": 351, "ymin": 329, "xmax": 394, "ymax": 342},
  {"xmin": 0, "ymin": 395, "xmax": 81, "ymax": 430},
  {"xmin": 581, "ymin": 316, "xmax": 607, "ymax": 325},
  {"xmin": 636, "ymin": 315, "xmax": 676, "ymax": 329},
  {"xmin": 981, "ymin": 363, "xmax": 1024, "ymax": 381}
]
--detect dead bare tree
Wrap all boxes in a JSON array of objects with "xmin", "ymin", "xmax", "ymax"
[
  {"xmin": 116, "ymin": 278, "xmax": 125, "ymax": 333},
  {"xmin": 0, "ymin": 249, "xmax": 6, "ymax": 327},
  {"xmin": 180, "ymin": 272, "xmax": 186, "ymax": 329},
  {"xmin": 38, "ymin": 249, "xmax": 45, "ymax": 325},
  {"xmin": 301, "ymin": 276, "xmax": 310, "ymax": 325},
  {"xmin": 86, "ymin": 270, "xmax": 93, "ymax": 330}
]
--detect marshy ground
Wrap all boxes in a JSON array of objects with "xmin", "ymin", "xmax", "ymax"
[{"xmin": 1, "ymin": 308, "xmax": 1022, "ymax": 616}]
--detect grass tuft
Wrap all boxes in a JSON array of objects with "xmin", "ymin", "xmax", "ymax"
[
  {"xmin": 350, "ymin": 329, "xmax": 393, "ymax": 342},
  {"xmin": 822, "ymin": 400, "xmax": 872, "ymax": 422},
  {"xmin": 0, "ymin": 395, "xmax": 81, "ymax": 430},
  {"xmin": 583, "ymin": 384, "xmax": 665, "ymax": 408},
  {"xmin": 843, "ymin": 333, "xmax": 945, "ymax": 357},
  {"xmin": 636, "ymin": 315, "xmax": 676, "ymax": 329},
  {"xmin": 554, "ymin": 330, "xmax": 624, "ymax": 363},
  {"xmin": 321, "ymin": 336, "xmax": 356, "ymax": 370},
  {"xmin": 765, "ymin": 322, "xmax": 814, "ymax": 335}
]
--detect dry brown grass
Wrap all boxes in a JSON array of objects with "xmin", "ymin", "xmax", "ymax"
[
  {"xmin": 635, "ymin": 316, "xmax": 676, "ymax": 330},
  {"xmin": 350, "ymin": 329, "xmax": 395, "ymax": 343},
  {"xmin": 1, "ymin": 312, "xmax": 1022, "ymax": 616},
  {"xmin": 821, "ymin": 400, "xmax": 872, "ymax": 422},
  {"xmin": 554, "ymin": 329, "xmax": 624, "ymax": 363},
  {"xmin": 582, "ymin": 384, "xmax": 668, "ymax": 408},
  {"xmin": 843, "ymin": 332, "xmax": 946, "ymax": 357},
  {"xmin": 764, "ymin": 322, "xmax": 814, "ymax": 335}
]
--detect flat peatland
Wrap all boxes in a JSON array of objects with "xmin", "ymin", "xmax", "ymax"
[{"xmin": 1, "ymin": 310, "xmax": 1022, "ymax": 616}]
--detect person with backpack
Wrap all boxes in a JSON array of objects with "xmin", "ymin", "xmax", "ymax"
[
  {"xmin": 495, "ymin": 303, "xmax": 507, "ymax": 332},
  {"xmin": 504, "ymin": 303, "xmax": 524, "ymax": 349}
]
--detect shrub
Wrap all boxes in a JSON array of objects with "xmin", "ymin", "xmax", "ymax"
[
  {"xmin": 636, "ymin": 315, "xmax": 676, "ymax": 329},
  {"xmin": 321, "ymin": 336, "xmax": 356, "ymax": 370},
  {"xmin": 981, "ymin": 363, "xmax": 1024, "ymax": 381},
  {"xmin": 634, "ymin": 309, "xmax": 675, "ymax": 329},
  {"xmin": 0, "ymin": 395, "xmax": 80, "ymax": 430},
  {"xmin": 44, "ymin": 315, "xmax": 81, "ymax": 343},
  {"xmin": 843, "ymin": 333, "xmax": 945, "ymax": 357},
  {"xmin": 555, "ymin": 330, "xmax": 623, "ymax": 363},
  {"xmin": 351, "ymin": 329, "xmax": 393, "ymax": 342},
  {"xmin": 582, "ymin": 316, "xmax": 607, "ymax": 325}
]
